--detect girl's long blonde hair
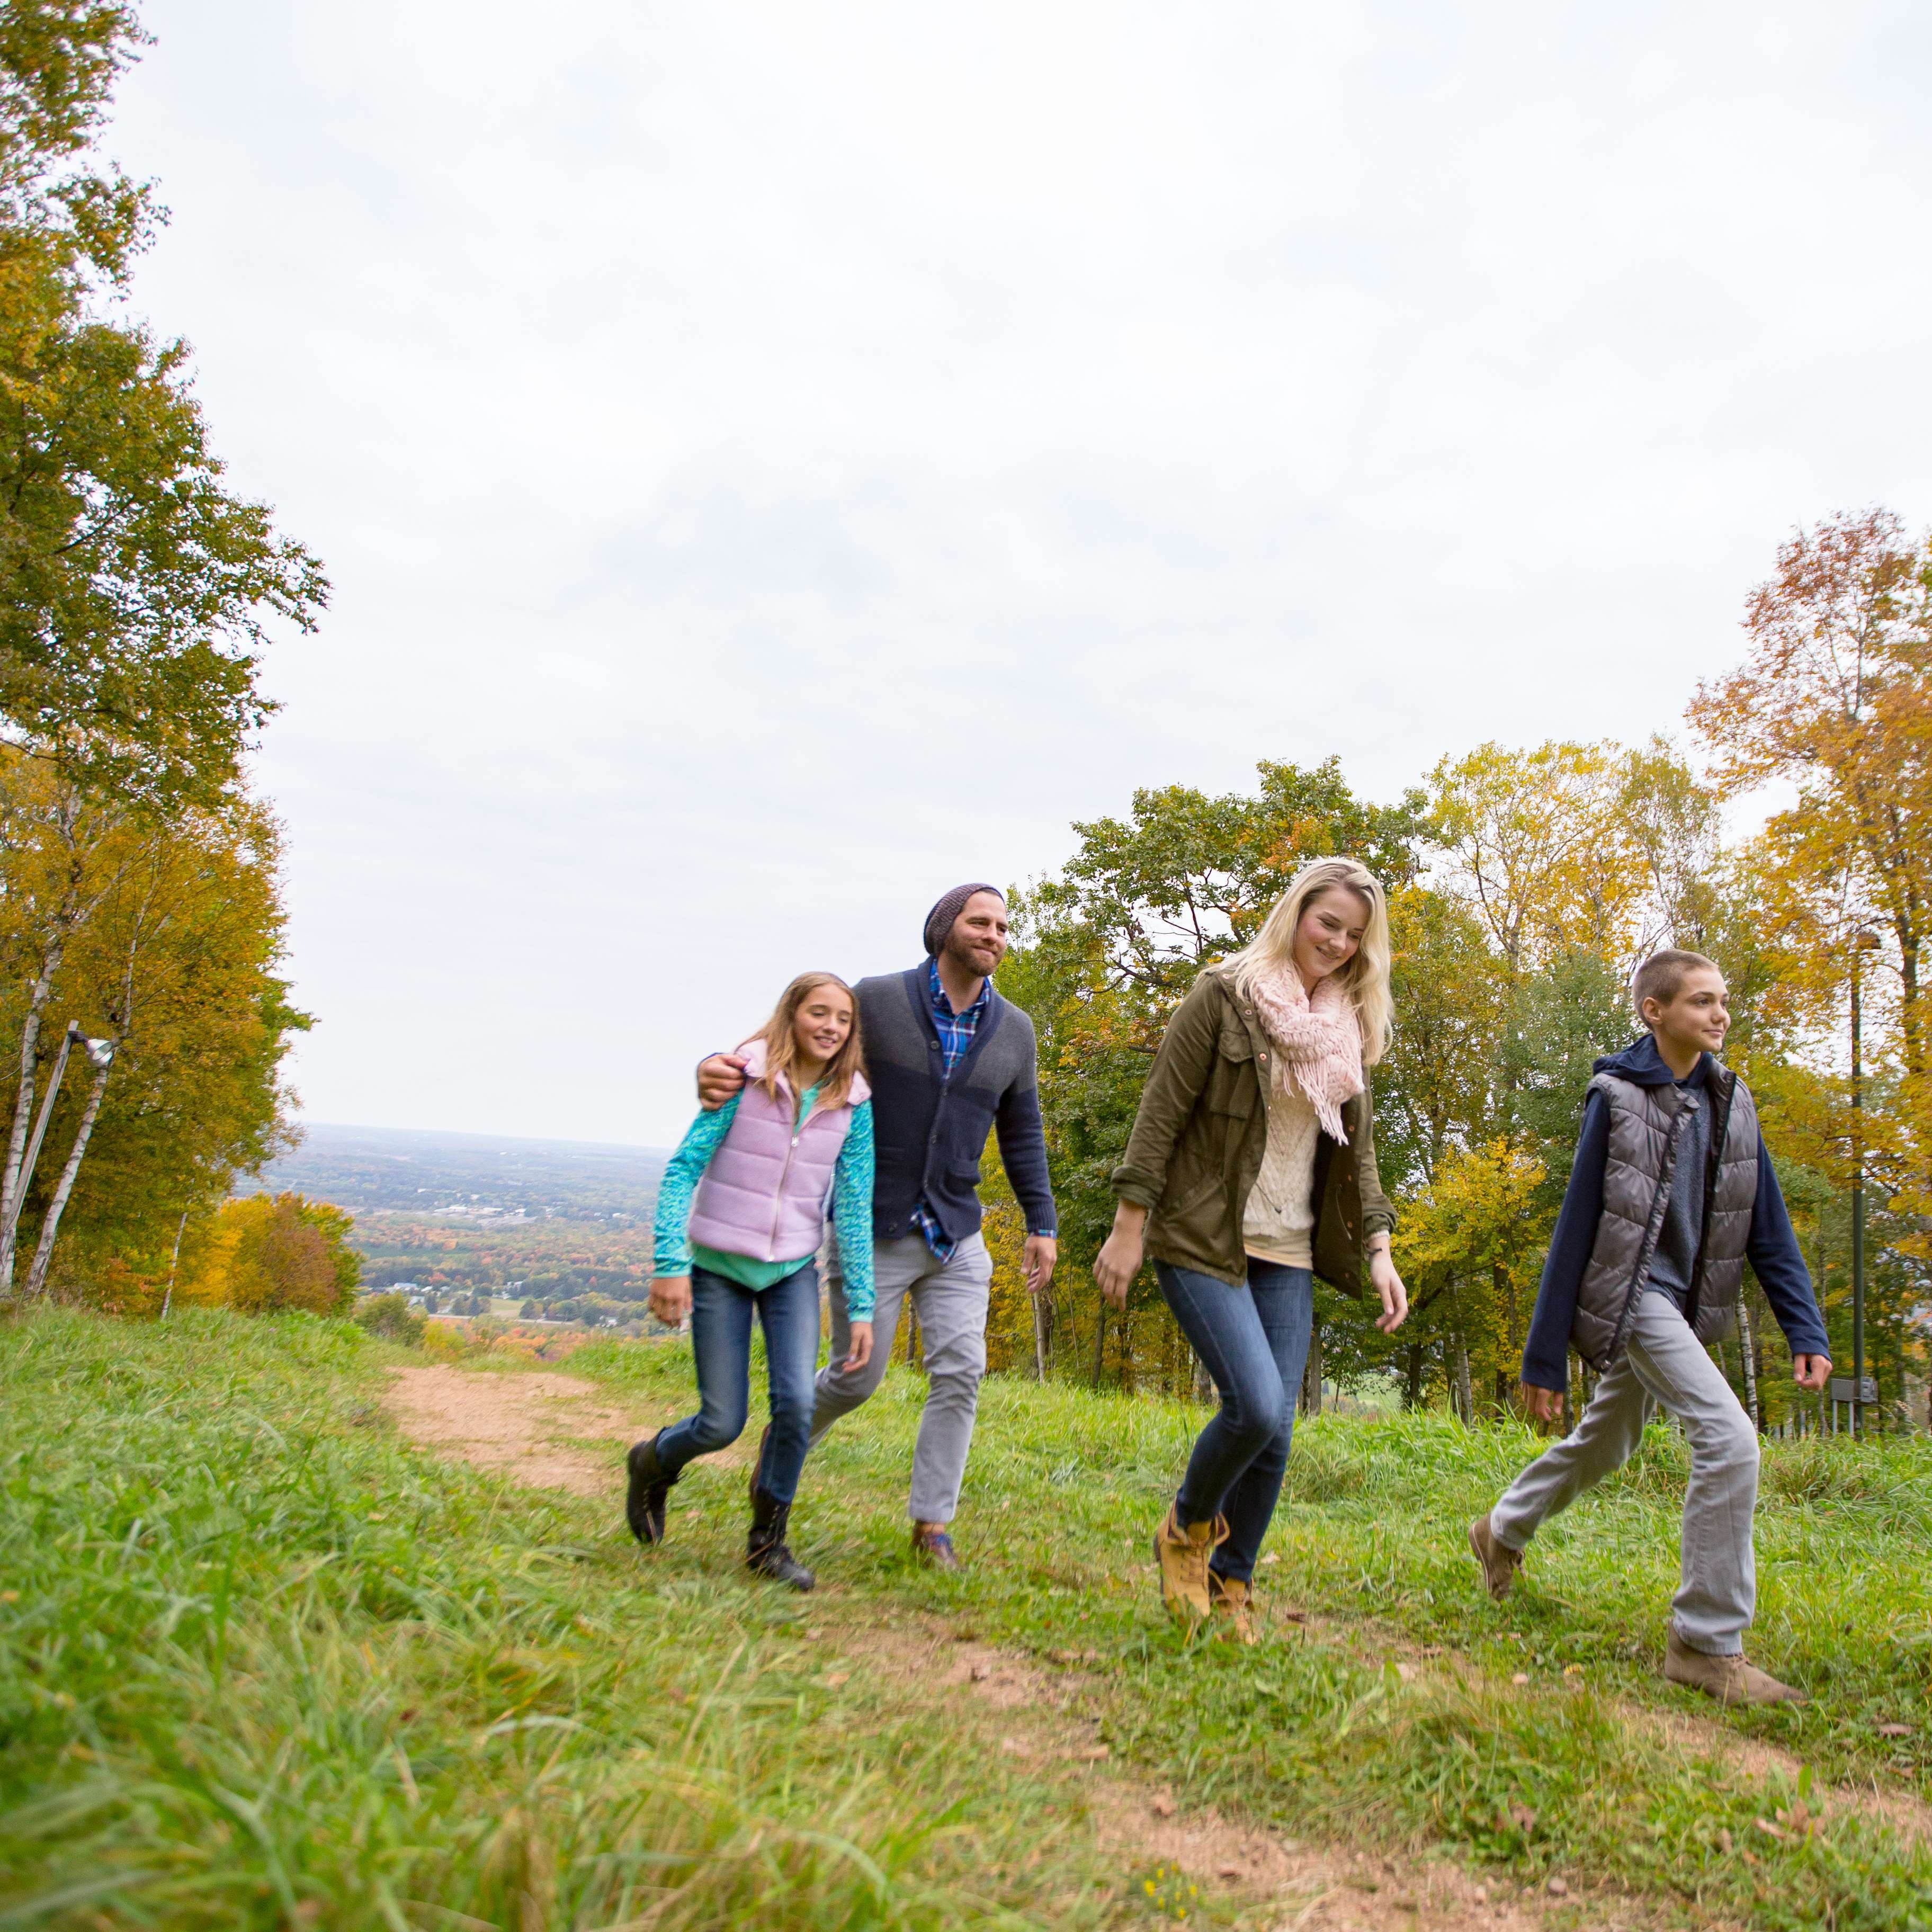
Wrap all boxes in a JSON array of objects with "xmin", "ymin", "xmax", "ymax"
[
  {"xmin": 746, "ymin": 972, "xmax": 865, "ymax": 1109},
  {"xmin": 1225, "ymin": 857, "xmax": 1394, "ymax": 1067}
]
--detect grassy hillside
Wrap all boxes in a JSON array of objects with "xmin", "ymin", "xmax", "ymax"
[{"xmin": 3, "ymin": 1310, "xmax": 1930, "ymax": 1928}]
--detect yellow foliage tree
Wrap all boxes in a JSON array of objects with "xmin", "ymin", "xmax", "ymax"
[
  {"xmin": 1393, "ymin": 1139, "xmax": 1551, "ymax": 1417},
  {"xmin": 178, "ymin": 1192, "xmax": 359, "ymax": 1317},
  {"xmin": 1430, "ymin": 741, "xmax": 1654, "ymax": 977}
]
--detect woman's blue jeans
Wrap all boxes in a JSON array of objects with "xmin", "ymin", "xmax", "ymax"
[
  {"xmin": 655, "ymin": 1262, "xmax": 820, "ymax": 1505},
  {"xmin": 1157, "ymin": 1259, "xmax": 1314, "ymax": 1584}
]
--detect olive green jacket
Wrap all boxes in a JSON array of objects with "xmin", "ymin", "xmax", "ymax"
[{"xmin": 1110, "ymin": 967, "xmax": 1397, "ymax": 1294}]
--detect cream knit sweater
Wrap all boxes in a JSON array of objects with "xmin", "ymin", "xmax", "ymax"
[{"xmin": 1242, "ymin": 1081, "xmax": 1320, "ymax": 1268}]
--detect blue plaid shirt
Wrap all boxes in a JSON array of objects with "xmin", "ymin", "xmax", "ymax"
[{"xmin": 914, "ymin": 960, "xmax": 992, "ymax": 1258}]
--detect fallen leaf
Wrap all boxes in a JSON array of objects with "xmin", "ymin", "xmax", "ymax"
[
  {"xmin": 1718, "ymin": 1828, "xmax": 1734, "ymax": 1854},
  {"xmin": 1281, "ymin": 1608, "xmax": 1308, "ymax": 1624},
  {"xmin": 1877, "ymin": 1723, "xmax": 1912, "ymax": 1738},
  {"xmin": 1754, "ymin": 1817, "xmax": 1787, "ymax": 1842},
  {"xmin": 1151, "ymin": 1793, "xmax": 1176, "ymax": 1818},
  {"xmin": 1776, "ymin": 1803, "xmax": 1814, "ymax": 1841}
]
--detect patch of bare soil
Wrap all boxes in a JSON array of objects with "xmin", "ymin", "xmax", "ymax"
[{"xmin": 382, "ymin": 1364, "xmax": 743, "ymax": 1499}]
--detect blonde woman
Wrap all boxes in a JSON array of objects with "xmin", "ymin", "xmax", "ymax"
[{"xmin": 1094, "ymin": 858, "xmax": 1409, "ymax": 1640}]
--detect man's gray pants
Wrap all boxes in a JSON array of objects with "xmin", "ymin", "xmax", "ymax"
[
  {"xmin": 811, "ymin": 1232, "xmax": 992, "ymax": 1525},
  {"xmin": 1490, "ymin": 1292, "xmax": 1760, "ymax": 1656}
]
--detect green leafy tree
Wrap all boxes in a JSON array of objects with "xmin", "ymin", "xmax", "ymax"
[
  {"xmin": 999, "ymin": 761, "xmax": 1433, "ymax": 1388},
  {"xmin": 0, "ymin": 2, "xmax": 327, "ymax": 807}
]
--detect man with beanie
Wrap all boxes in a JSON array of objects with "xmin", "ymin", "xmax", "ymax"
[{"xmin": 697, "ymin": 886, "xmax": 1058, "ymax": 1568}]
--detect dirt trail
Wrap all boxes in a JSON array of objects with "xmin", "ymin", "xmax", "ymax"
[
  {"xmin": 384, "ymin": 1364, "xmax": 1932, "ymax": 1927},
  {"xmin": 855, "ymin": 1613, "xmax": 1577, "ymax": 1932},
  {"xmin": 383, "ymin": 1364, "xmax": 744, "ymax": 1499},
  {"xmin": 383, "ymin": 1364, "xmax": 1613, "ymax": 1929}
]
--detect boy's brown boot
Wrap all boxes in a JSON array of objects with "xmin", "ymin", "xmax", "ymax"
[
  {"xmin": 1152, "ymin": 1505, "xmax": 1227, "ymax": 1622},
  {"xmin": 1663, "ymin": 1631, "xmax": 1804, "ymax": 1706},
  {"xmin": 1208, "ymin": 1571, "xmax": 1258, "ymax": 1644},
  {"xmin": 1468, "ymin": 1513, "xmax": 1522, "ymax": 1601},
  {"xmin": 911, "ymin": 1522, "xmax": 961, "ymax": 1571}
]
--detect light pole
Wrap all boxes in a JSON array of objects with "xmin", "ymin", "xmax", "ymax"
[{"xmin": 1850, "ymin": 927, "xmax": 1883, "ymax": 1437}]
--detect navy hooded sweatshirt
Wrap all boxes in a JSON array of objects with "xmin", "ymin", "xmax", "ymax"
[{"xmin": 1519, "ymin": 1035, "xmax": 1829, "ymax": 1391}]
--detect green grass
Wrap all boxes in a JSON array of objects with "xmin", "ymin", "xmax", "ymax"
[{"xmin": 5, "ymin": 1309, "xmax": 1931, "ymax": 1929}]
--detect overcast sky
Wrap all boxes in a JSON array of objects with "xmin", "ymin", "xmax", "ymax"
[{"xmin": 111, "ymin": 1, "xmax": 1930, "ymax": 1147}]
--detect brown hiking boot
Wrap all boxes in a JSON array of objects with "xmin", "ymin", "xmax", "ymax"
[
  {"xmin": 1208, "ymin": 1572, "xmax": 1258, "ymax": 1644},
  {"xmin": 1664, "ymin": 1631, "xmax": 1805, "ymax": 1706},
  {"xmin": 911, "ymin": 1522, "xmax": 961, "ymax": 1571},
  {"xmin": 1468, "ymin": 1513, "xmax": 1522, "ymax": 1602},
  {"xmin": 1153, "ymin": 1505, "xmax": 1228, "ymax": 1622}
]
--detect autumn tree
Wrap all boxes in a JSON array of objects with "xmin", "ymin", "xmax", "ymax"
[
  {"xmin": 0, "ymin": 2, "xmax": 327, "ymax": 808},
  {"xmin": 0, "ymin": 750, "xmax": 306, "ymax": 1301},
  {"xmin": 178, "ymin": 1192, "xmax": 359, "ymax": 1317},
  {"xmin": 997, "ymin": 761, "xmax": 1433, "ymax": 1389}
]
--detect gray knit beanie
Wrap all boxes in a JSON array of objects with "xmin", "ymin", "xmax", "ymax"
[{"xmin": 923, "ymin": 882, "xmax": 1004, "ymax": 957}]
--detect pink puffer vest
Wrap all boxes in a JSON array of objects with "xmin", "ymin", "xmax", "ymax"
[{"xmin": 686, "ymin": 1040, "xmax": 870, "ymax": 1263}]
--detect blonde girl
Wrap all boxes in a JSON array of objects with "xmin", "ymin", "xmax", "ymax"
[{"xmin": 625, "ymin": 973, "xmax": 873, "ymax": 1591}]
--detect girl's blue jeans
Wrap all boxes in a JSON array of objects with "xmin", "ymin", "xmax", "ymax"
[
  {"xmin": 655, "ymin": 1261, "xmax": 820, "ymax": 1505},
  {"xmin": 1156, "ymin": 1258, "xmax": 1314, "ymax": 1584}
]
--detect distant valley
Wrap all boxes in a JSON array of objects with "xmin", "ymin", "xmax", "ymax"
[{"xmin": 247, "ymin": 1123, "xmax": 669, "ymax": 1314}]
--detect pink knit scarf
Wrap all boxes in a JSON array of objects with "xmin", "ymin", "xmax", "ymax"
[{"xmin": 1244, "ymin": 966, "xmax": 1364, "ymax": 1143}]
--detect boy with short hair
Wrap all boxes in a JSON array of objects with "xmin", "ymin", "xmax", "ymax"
[{"xmin": 1468, "ymin": 950, "xmax": 1832, "ymax": 1706}]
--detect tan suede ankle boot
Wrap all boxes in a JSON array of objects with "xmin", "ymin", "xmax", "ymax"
[
  {"xmin": 1208, "ymin": 1572, "xmax": 1258, "ymax": 1644},
  {"xmin": 1468, "ymin": 1513, "xmax": 1523, "ymax": 1601},
  {"xmin": 1152, "ymin": 1505, "xmax": 1227, "ymax": 1622},
  {"xmin": 1663, "ymin": 1630, "xmax": 1804, "ymax": 1706}
]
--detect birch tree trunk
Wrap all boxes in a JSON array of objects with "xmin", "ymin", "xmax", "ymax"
[
  {"xmin": 1031, "ymin": 1283, "xmax": 1052, "ymax": 1379},
  {"xmin": 1738, "ymin": 1297, "xmax": 1761, "ymax": 1432},
  {"xmin": 24, "ymin": 1054, "xmax": 112, "ymax": 1298},
  {"xmin": 0, "ymin": 936, "xmax": 65, "ymax": 1289}
]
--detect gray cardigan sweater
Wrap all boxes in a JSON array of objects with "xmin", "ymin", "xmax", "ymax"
[{"xmin": 858, "ymin": 965, "xmax": 1057, "ymax": 1246}]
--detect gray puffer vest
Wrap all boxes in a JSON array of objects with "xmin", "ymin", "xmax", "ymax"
[{"xmin": 1571, "ymin": 1065, "xmax": 1759, "ymax": 1371}]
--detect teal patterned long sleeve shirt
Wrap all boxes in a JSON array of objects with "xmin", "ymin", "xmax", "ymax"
[{"xmin": 652, "ymin": 1094, "xmax": 876, "ymax": 1318}]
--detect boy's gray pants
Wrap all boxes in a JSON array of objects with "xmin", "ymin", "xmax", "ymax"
[
  {"xmin": 1490, "ymin": 1292, "xmax": 1760, "ymax": 1656},
  {"xmin": 811, "ymin": 1231, "xmax": 992, "ymax": 1525}
]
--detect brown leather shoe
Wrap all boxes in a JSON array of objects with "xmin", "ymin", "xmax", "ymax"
[
  {"xmin": 1469, "ymin": 1513, "xmax": 1523, "ymax": 1602},
  {"xmin": 911, "ymin": 1521, "xmax": 961, "ymax": 1571},
  {"xmin": 1153, "ymin": 1505, "xmax": 1228, "ymax": 1622},
  {"xmin": 1664, "ymin": 1631, "xmax": 1805, "ymax": 1706},
  {"xmin": 1208, "ymin": 1571, "xmax": 1258, "ymax": 1644}
]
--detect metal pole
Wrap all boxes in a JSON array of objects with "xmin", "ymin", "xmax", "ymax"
[{"xmin": 1851, "ymin": 936, "xmax": 1864, "ymax": 1437}]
